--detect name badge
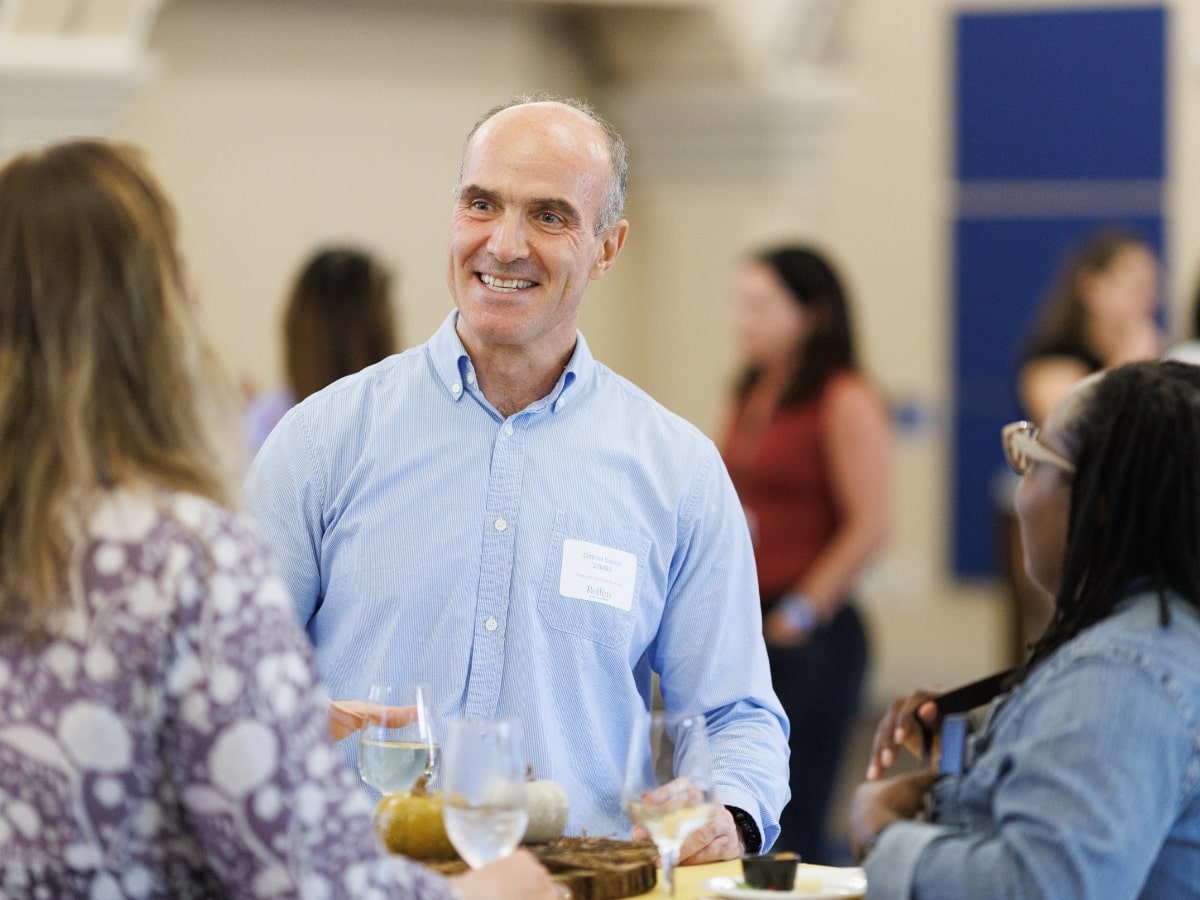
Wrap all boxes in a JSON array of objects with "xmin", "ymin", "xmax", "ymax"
[{"xmin": 559, "ymin": 539, "xmax": 636, "ymax": 611}]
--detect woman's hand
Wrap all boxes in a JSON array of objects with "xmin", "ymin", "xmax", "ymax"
[
  {"xmin": 453, "ymin": 848, "xmax": 569, "ymax": 899},
  {"xmin": 848, "ymin": 770, "xmax": 938, "ymax": 860},
  {"xmin": 762, "ymin": 606, "xmax": 812, "ymax": 647},
  {"xmin": 865, "ymin": 690, "xmax": 942, "ymax": 780}
]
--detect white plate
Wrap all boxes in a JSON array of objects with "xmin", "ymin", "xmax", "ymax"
[{"xmin": 700, "ymin": 865, "xmax": 867, "ymax": 899}]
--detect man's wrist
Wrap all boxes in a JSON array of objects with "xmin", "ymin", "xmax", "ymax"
[
  {"xmin": 725, "ymin": 805, "xmax": 763, "ymax": 854},
  {"xmin": 779, "ymin": 593, "xmax": 819, "ymax": 633}
]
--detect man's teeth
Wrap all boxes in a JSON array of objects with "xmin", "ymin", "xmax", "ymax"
[{"xmin": 480, "ymin": 274, "xmax": 535, "ymax": 291}]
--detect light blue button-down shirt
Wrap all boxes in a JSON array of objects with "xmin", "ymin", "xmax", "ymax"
[
  {"xmin": 246, "ymin": 311, "xmax": 790, "ymax": 846},
  {"xmin": 865, "ymin": 589, "xmax": 1200, "ymax": 898}
]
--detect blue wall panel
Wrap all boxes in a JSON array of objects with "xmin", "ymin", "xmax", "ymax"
[
  {"xmin": 956, "ymin": 8, "xmax": 1166, "ymax": 180},
  {"xmin": 952, "ymin": 7, "xmax": 1165, "ymax": 577}
]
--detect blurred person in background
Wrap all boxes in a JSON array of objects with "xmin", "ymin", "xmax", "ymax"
[
  {"xmin": 720, "ymin": 244, "xmax": 893, "ymax": 863},
  {"xmin": 1000, "ymin": 228, "xmax": 1163, "ymax": 662},
  {"xmin": 855, "ymin": 361, "xmax": 1200, "ymax": 899},
  {"xmin": 1017, "ymin": 227, "xmax": 1162, "ymax": 424},
  {"xmin": 245, "ymin": 244, "xmax": 398, "ymax": 451},
  {"xmin": 0, "ymin": 139, "xmax": 559, "ymax": 899}
]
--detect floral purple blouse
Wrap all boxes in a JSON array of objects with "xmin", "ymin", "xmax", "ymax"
[{"xmin": 0, "ymin": 489, "xmax": 458, "ymax": 899}]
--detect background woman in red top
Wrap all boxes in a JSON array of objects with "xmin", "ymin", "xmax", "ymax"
[{"xmin": 721, "ymin": 244, "xmax": 893, "ymax": 863}]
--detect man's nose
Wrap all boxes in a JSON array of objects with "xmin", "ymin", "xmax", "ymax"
[{"xmin": 487, "ymin": 211, "xmax": 531, "ymax": 262}]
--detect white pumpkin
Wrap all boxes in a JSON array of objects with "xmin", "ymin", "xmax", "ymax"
[{"xmin": 523, "ymin": 779, "xmax": 571, "ymax": 843}]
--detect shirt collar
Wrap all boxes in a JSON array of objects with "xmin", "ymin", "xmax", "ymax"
[{"xmin": 428, "ymin": 310, "xmax": 591, "ymax": 413}]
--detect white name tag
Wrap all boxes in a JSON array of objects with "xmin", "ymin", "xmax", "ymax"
[{"xmin": 559, "ymin": 539, "xmax": 636, "ymax": 611}]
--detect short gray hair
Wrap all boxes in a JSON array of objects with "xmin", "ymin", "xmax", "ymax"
[{"xmin": 459, "ymin": 91, "xmax": 628, "ymax": 235}]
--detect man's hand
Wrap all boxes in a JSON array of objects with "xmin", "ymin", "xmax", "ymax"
[
  {"xmin": 328, "ymin": 700, "xmax": 418, "ymax": 742},
  {"xmin": 676, "ymin": 803, "xmax": 745, "ymax": 864},
  {"xmin": 632, "ymin": 801, "xmax": 745, "ymax": 865}
]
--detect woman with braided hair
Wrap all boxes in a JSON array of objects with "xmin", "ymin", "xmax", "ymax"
[{"xmin": 851, "ymin": 361, "xmax": 1200, "ymax": 898}]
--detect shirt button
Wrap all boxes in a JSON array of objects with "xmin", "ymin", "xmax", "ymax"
[
  {"xmin": 504, "ymin": 422, "xmax": 514, "ymax": 436},
  {"xmin": 494, "ymin": 517, "xmax": 508, "ymax": 532},
  {"xmin": 485, "ymin": 617, "xmax": 499, "ymax": 632},
  {"xmin": 467, "ymin": 372, "xmax": 476, "ymax": 385},
  {"xmin": 451, "ymin": 382, "xmax": 462, "ymax": 395}
]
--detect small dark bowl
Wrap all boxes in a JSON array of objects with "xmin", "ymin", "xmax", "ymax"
[{"xmin": 741, "ymin": 851, "xmax": 800, "ymax": 890}]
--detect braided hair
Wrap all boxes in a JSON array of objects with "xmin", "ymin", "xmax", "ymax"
[{"xmin": 1022, "ymin": 360, "xmax": 1200, "ymax": 677}]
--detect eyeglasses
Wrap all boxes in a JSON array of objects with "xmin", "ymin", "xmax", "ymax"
[{"xmin": 1001, "ymin": 420, "xmax": 1075, "ymax": 476}]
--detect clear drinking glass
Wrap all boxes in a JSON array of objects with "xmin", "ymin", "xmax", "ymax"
[
  {"xmin": 441, "ymin": 718, "xmax": 529, "ymax": 869},
  {"xmin": 622, "ymin": 710, "xmax": 716, "ymax": 896},
  {"xmin": 357, "ymin": 682, "xmax": 438, "ymax": 795}
]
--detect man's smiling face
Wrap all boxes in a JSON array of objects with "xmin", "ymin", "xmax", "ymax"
[{"xmin": 446, "ymin": 101, "xmax": 624, "ymax": 362}]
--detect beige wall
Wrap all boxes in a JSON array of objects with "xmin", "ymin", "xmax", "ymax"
[
  {"xmin": 117, "ymin": 0, "xmax": 600, "ymax": 389},
  {"xmin": 113, "ymin": 0, "xmax": 1199, "ymax": 705}
]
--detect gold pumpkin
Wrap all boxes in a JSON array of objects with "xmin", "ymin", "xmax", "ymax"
[
  {"xmin": 373, "ymin": 781, "xmax": 458, "ymax": 860},
  {"xmin": 374, "ymin": 776, "xmax": 571, "ymax": 857}
]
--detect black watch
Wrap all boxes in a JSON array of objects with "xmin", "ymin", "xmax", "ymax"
[{"xmin": 725, "ymin": 805, "xmax": 763, "ymax": 854}]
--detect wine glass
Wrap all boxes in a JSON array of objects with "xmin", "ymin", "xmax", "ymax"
[
  {"xmin": 622, "ymin": 710, "xmax": 716, "ymax": 896},
  {"xmin": 357, "ymin": 682, "xmax": 438, "ymax": 795},
  {"xmin": 441, "ymin": 718, "xmax": 529, "ymax": 869}
]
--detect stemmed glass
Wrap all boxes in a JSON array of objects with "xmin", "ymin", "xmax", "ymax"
[
  {"xmin": 357, "ymin": 682, "xmax": 439, "ymax": 795},
  {"xmin": 622, "ymin": 710, "xmax": 716, "ymax": 896},
  {"xmin": 441, "ymin": 718, "xmax": 529, "ymax": 869}
]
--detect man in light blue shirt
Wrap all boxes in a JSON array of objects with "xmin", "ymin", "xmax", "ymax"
[{"xmin": 246, "ymin": 93, "xmax": 789, "ymax": 858}]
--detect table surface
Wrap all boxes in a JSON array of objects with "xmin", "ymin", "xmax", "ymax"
[
  {"xmin": 627, "ymin": 859, "xmax": 864, "ymax": 899},
  {"xmin": 628, "ymin": 859, "xmax": 738, "ymax": 899}
]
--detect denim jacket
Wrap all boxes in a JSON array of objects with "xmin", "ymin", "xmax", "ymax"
[{"xmin": 865, "ymin": 589, "xmax": 1200, "ymax": 899}]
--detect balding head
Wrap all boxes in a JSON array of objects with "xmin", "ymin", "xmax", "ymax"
[{"xmin": 459, "ymin": 93, "xmax": 627, "ymax": 235}]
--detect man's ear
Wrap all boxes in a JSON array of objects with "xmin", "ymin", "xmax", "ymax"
[{"xmin": 590, "ymin": 219, "xmax": 628, "ymax": 280}]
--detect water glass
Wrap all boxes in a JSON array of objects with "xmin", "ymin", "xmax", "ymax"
[
  {"xmin": 622, "ymin": 710, "xmax": 715, "ymax": 896},
  {"xmin": 441, "ymin": 718, "xmax": 529, "ymax": 868},
  {"xmin": 357, "ymin": 682, "xmax": 438, "ymax": 795}
]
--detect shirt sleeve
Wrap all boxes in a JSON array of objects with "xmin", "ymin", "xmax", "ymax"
[
  {"xmin": 244, "ymin": 403, "xmax": 326, "ymax": 628},
  {"xmin": 162, "ymin": 508, "xmax": 458, "ymax": 900},
  {"xmin": 867, "ymin": 649, "xmax": 1194, "ymax": 899},
  {"xmin": 654, "ymin": 443, "xmax": 791, "ymax": 849}
]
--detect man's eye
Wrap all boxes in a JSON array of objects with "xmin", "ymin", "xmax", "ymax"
[
  {"xmin": 470, "ymin": 200, "xmax": 493, "ymax": 212},
  {"xmin": 538, "ymin": 212, "xmax": 564, "ymax": 226}
]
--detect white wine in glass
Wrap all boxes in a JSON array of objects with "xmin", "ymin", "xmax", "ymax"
[
  {"xmin": 623, "ymin": 711, "xmax": 716, "ymax": 896},
  {"xmin": 441, "ymin": 718, "xmax": 529, "ymax": 869},
  {"xmin": 358, "ymin": 682, "xmax": 438, "ymax": 795}
]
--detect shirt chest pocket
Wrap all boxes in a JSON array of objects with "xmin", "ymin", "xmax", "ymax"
[{"xmin": 536, "ymin": 510, "xmax": 652, "ymax": 648}]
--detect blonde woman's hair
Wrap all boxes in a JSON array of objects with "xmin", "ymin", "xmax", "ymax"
[{"xmin": 0, "ymin": 140, "xmax": 241, "ymax": 639}]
